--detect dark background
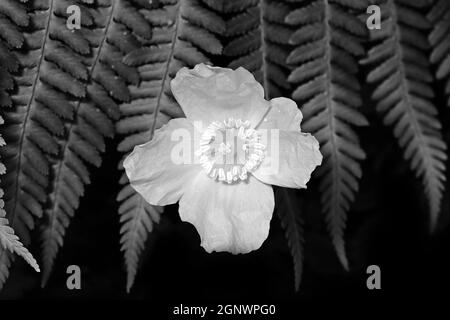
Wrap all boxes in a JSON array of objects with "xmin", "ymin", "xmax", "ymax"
[
  {"xmin": 1, "ymin": 103, "xmax": 449, "ymax": 303},
  {"xmin": 1, "ymin": 25, "xmax": 450, "ymax": 304}
]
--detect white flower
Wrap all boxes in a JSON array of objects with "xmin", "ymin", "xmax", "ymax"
[{"xmin": 124, "ymin": 63, "xmax": 322, "ymax": 254}]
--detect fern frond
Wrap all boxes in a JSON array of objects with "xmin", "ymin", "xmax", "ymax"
[
  {"xmin": 0, "ymin": 212, "xmax": 40, "ymax": 274},
  {"xmin": 0, "ymin": 197, "xmax": 40, "ymax": 275},
  {"xmin": 0, "ymin": 0, "xmax": 29, "ymax": 107},
  {"xmin": 0, "ymin": 113, "xmax": 40, "ymax": 287},
  {"xmin": 216, "ymin": 0, "xmax": 306, "ymax": 288},
  {"xmin": 364, "ymin": 0, "xmax": 447, "ymax": 231},
  {"xmin": 0, "ymin": 0, "xmax": 44, "ymax": 290},
  {"xmin": 0, "ymin": 37, "xmax": 18, "ymax": 108},
  {"xmin": 219, "ymin": 0, "xmax": 292, "ymax": 98},
  {"xmin": 286, "ymin": 0, "xmax": 369, "ymax": 270},
  {"xmin": 0, "ymin": 0, "xmax": 152, "ymax": 288},
  {"xmin": 38, "ymin": 0, "xmax": 154, "ymax": 287},
  {"xmin": 275, "ymin": 188, "xmax": 304, "ymax": 291},
  {"xmin": 117, "ymin": 0, "xmax": 223, "ymax": 292},
  {"xmin": 0, "ymin": 64, "xmax": 14, "ymax": 109},
  {"xmin": 428, "ymin": 0, "xmax": 450, "ymax": 107},
  {"xmin": 118, "ymin": 184, "xmax": 162, "ymax": 293}
]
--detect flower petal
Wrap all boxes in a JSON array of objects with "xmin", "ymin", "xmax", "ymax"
[
  {"xmin": 124, "ymin": 118, "xmax": 201, "ymax": 206},
  {"xmin": 253, "ymin": 130, "xmax": 322, "ymax": 188},
  {"xmin": 170, "ymin": 63, "xmax": 269, "ymax": 127},
  {"xmin": 179, "ymin": 173, "xmax": 275, "ymax": 254},
  {"xmin": 258, "ymin": 97, "xmax": 303, "ymax": 131}
]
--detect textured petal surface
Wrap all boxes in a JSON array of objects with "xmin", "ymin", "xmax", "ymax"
[
  {"xmin": 258, "ymin": 97, "xmax": 303, "ymax": 131},
  {"xmin": 253, "ymin": 130, "xmax": 322, "ymax": 188},
  {"xmin": 124, "ymin": 118, "xmax": 201, "ymax": 206},
  {"xmin": 171, "ymin": 63, "xmax": 269, "ymax": 127},
  {"xmin": 179, "ymin": 174, "xmax": 275, "ymax": 254}
]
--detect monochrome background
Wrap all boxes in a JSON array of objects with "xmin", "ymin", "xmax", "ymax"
[
  {"xmin": 0, "ymin": 0, "xmax": 449, "ymax": 305},
  {"xmin": 3, "ymin": 103, "xmax": 450, "ymax": 301}
]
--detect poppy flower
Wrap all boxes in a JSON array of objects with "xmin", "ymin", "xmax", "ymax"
[{"xmin": 124, "ymin": 63, "xmax": 322, "ymax": 254}]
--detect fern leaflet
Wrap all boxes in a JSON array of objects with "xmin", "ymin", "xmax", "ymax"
[{"xmin": 428, "ymin": 0, "xmax": 450, "ymax": 108}]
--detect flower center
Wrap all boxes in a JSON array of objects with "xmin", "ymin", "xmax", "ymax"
[{"xmin": 196, "ymin": 118, "xmax": 265, "ymax": 184}]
